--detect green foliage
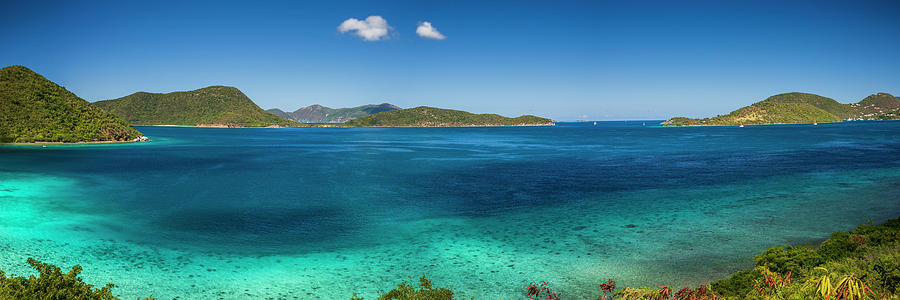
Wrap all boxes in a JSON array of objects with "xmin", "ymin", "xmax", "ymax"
[
  {"xmin": 710, "ymin": 216, "xmax": 900, "ymax": 299},
  {"xmin": 268, "ymin": 103, "xmax": 400, "ymax": 123},
  {"xmin": 817, "ymin": 232, "xmax": 859, "ymax": 261},
  {"xmin": 94, "ymin": 86, "xmax": 298, "ymax": 127},
  {"xmin": 754, "ymin": 245, "xmax": 823, "ymax": 274},
  {"xmin": 343, "ymin": 106, "xmax": 554, "ymax": 127},
  {"xmin": 0, "ymin": 65, "xmax": 143, "ymax": 143},
  {"xmin": 615, "ymin": 286, "xmax": 669, "ymax": 300},
  {"xmin": 0, "ymin": 258, "xmax": 117, "ymax": 300},
  {"xmin": 764, "ymin": 92, "xmax": 854, "ymax": 119},
  {"xmin": 710, "ymin": 268, "xmax": 762, "ymax": 298},
  {"xmin": 871, "ymin": 251, "xmax": 900, "ymax": 294},
  {"xmin": 371, "ymin": 275, "xmax": 455, "ymax": 300},
  {"xmin": 664, "ymin": 92, "xmax": 900, "ymax": 126}
]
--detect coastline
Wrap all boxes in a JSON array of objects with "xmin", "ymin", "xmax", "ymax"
[
  {"xmin": 135, "ymin": 123, "xmax": 556, "ymax": 128},
  {"xmin": 1, "ymin": 136, "xmax": 150, "ymax": 146},
  {"xmin": 135, "ymin": 124, "xmax": 288, "ymax": 128},
  {"xmin": 340, "ymin": 122, "xmax": 557, "ymax": 128},
  {"xmin": 1, "ymin": 140, "xmax": 145, "ymax": 146},
  {"xmin": 661, "ymin": 120, "xmax": 845, "ymax": 127}
]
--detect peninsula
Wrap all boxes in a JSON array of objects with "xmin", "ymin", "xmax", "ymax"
[
  {"xmin": 342, "ymin": 106, "xmax": 555, "ymax": 127},
  {"xmin": 268, "ymin": 103, "xmax": 400, "ymax": 123},
  {"xmin": 94, "ymin": 86, "xmax": 298, "ymax": 127},
  {"xmin": 663, "ymin": 92, "xmax": 900, "ymax": 126},
  {"xmin": 0, "ymin": 65, "xmax": 145, "ymax": 143}
]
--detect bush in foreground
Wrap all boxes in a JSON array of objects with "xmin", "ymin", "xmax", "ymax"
[
  {"xmin": 351, "ymin": 274, "xmax": 455, "ymax": 300},
  {"xmin": 0, "ymin": 258, "xmax": 155, "ymax": 300},
  {"xmin": 0, "ymin": 258, "xmax": 116, "ymax": 300}
]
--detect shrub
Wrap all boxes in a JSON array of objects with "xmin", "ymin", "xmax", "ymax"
[
  {"xmin": 819, "ymin": 232, "xmax": 861, "ymax": 261},
  {"xmin": 871, "ymin": 252, "xmax": 900, "ymax": 294},
  {"xmin": 754, "ymin": 245, "xmax": 823, "ymax": 274},
  {"xmin": 0, "ymin": 258, "xmax": 117, "ymax": 300},
  {"xmin": 710, "ymin": 267, "xmax": 762, "ymax": 297},
  {"xmin": 372, "ymin": 275, "xmax": 455, "ymax": 300}
]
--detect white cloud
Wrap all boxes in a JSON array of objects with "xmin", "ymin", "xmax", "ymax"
[
  {"xmin": 338, "ymin": 16, "xmax": 391, "ymax": 41},
  {"xmin": 416, "ymin": 21, "xmax": 445, "ymax": 40}
]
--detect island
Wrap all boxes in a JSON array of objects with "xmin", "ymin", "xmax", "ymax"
[
  {"xmin": 94, "ymin": 86, "xmax": 299, "ymax": 128},
  {"xmin": 341, "ymin": 106, "xmax": 555, "ymax": 127},
  {"xmin": 267, "ymin": 103, "xmax": 400, "ymax": 123},
  {"xmin": 663, "ymin": 92, "xmax": 900, "ymax": 126},
  {"xmin": 0, "ymin": 65, "xmax": 146, "ymax": 143}
]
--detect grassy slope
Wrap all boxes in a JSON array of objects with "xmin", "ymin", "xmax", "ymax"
[
  {"xmin": 664, "ymin": 92, "xmax": 900, "ymax": 126},
  {"xmin": 342, "ymin": 106, "xmax": 554, "ymax": 127},
  {"xmin": 95, "ymin": 86, "xmax": 298, "ymax": 127},
  {"xmin": 0, "ymin": 65, "xmax": 142, "ymax": 143}
]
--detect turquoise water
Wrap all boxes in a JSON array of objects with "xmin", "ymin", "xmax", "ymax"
[{"xmin": 1, "ymin": 121, "xmax": 900, "ymax": 299}]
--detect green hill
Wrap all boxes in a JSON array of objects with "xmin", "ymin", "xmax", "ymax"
[
  {"xmin": 94, "ymin": 86, "xmax": 298, "ymax": 127},
  {"xmin": 342, "ymin": 106, "xmax": 554, "ymax": 127},
  {"xmin": 664, "ymin": 92, "xmax": 900, "ymax": 126},
  {"xmin": 0, "ymin": 65, "xmax": 143, "ymax": 143},
  {"xmin": 853, "ymin": 93, "xmax": 900, "ymax": 119},
  {"xmin": 267, "ymin": 103, "xmax": 400, "ymax": 123}
]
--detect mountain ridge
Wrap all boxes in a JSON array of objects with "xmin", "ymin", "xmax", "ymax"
[
  {"xmin": 94, "ymin": 86, "xmax": 298, "ymax": 127},
  {"xmin": 267, "ymin": 103, "xmax": 401, "ymax": 123},
  {"xmin": 342, "ymin": 106, "xmax": 555, "ymax": 127}
]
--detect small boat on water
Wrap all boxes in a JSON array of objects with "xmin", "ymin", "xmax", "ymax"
[
  {"xmin": 593, "ymin": 121, "xmax": 597, "ymax": 126},
  {"xmin": 739, "ymin": 124, "xmax": 744, "ymax": 128}
]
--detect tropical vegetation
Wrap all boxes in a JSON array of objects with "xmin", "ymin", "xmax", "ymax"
[
  {"xmin": 0, "ymin": 258, "xmax": 154, "ymax": 300},
  {"xmin": 350, "ymin": 275, "xmax": 457, "ymax": 300},
  {"xmin": 268, "ymin": 103, "xmax": 401, "ymax": 123},
  {"xmin": 342, "ymin": 106, "xmax": 554, "ymax": 127},
  {"xmin": 0, "ymin": 65, "xmax": 143, "ymax": 143},
  {"xmin": 94, "ymin": 86, "xmax": 299, "ymax": 127},
  {"xmin": 664, "ymin": 92, "xmax": 900, "ymax": 126}
]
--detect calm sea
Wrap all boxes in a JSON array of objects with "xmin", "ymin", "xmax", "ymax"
[{"xmin": 1, "ymin": 121, "xmax": 899, "ymax": 298}]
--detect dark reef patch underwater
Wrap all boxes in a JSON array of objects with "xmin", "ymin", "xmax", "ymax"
[{"xmin": 1, "ymin": 121, "xmax": 899, "ymax": 298}]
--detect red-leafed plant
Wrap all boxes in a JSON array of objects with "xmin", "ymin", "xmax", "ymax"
[
  {"xmin": 658, "ymin": 286, "xmax": 672, "ymax": 299},
  {"xmin": 596, "ymin": 279, "xmax": 616, "ymax": 300},
  {"xmin": 525, "ymin": 281, "xmax": 561, "ymax": 300},
  {"xmin": 673, "ymin": 284, "xmax": 718, "ymax": 300}
]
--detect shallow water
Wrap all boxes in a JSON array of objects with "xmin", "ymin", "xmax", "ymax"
[{"xmin": 1, "ymin": 121, "xmax": 899, "ymax": 299}]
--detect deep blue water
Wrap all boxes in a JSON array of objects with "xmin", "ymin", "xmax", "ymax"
[{"xmin": 1, "ymin": 121, "xmax": 899, "ymax": 298}]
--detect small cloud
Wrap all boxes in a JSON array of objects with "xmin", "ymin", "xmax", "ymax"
[
  {"xmin": 338, "ymin": 16, "xmax": 391, "ymax": 41},
  {"xmin": 416, "ymin": 21, "xmax": 445, "ymax": 40}
]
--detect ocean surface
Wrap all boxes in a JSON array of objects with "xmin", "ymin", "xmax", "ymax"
[{"xmin": 2, "ymin": 121, "xmax": 900, "ymax": 299}]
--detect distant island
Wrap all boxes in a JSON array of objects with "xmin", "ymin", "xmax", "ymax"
[
  {"xmin": 0, "ymin": 65, "xmax": 145, "ymax": 143},
  {"xmin": 94, "ymin": 86, "xmax": 298, "ymax": 128},
  {"xmin": 267, "ymin": 103, "xmax": 400, "ymax": 123},
  {"xmin": 664, "ymin": 92, "xmax": 900, "ymax": 126},
  {"xmin": 342, "ymin": 106, "xmax": 555, "ymax": 127}
]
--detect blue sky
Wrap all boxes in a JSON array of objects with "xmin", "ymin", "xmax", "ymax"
[{"xmin": 2, "ymin": 0, "xmax": 898, "ymax": 120}]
